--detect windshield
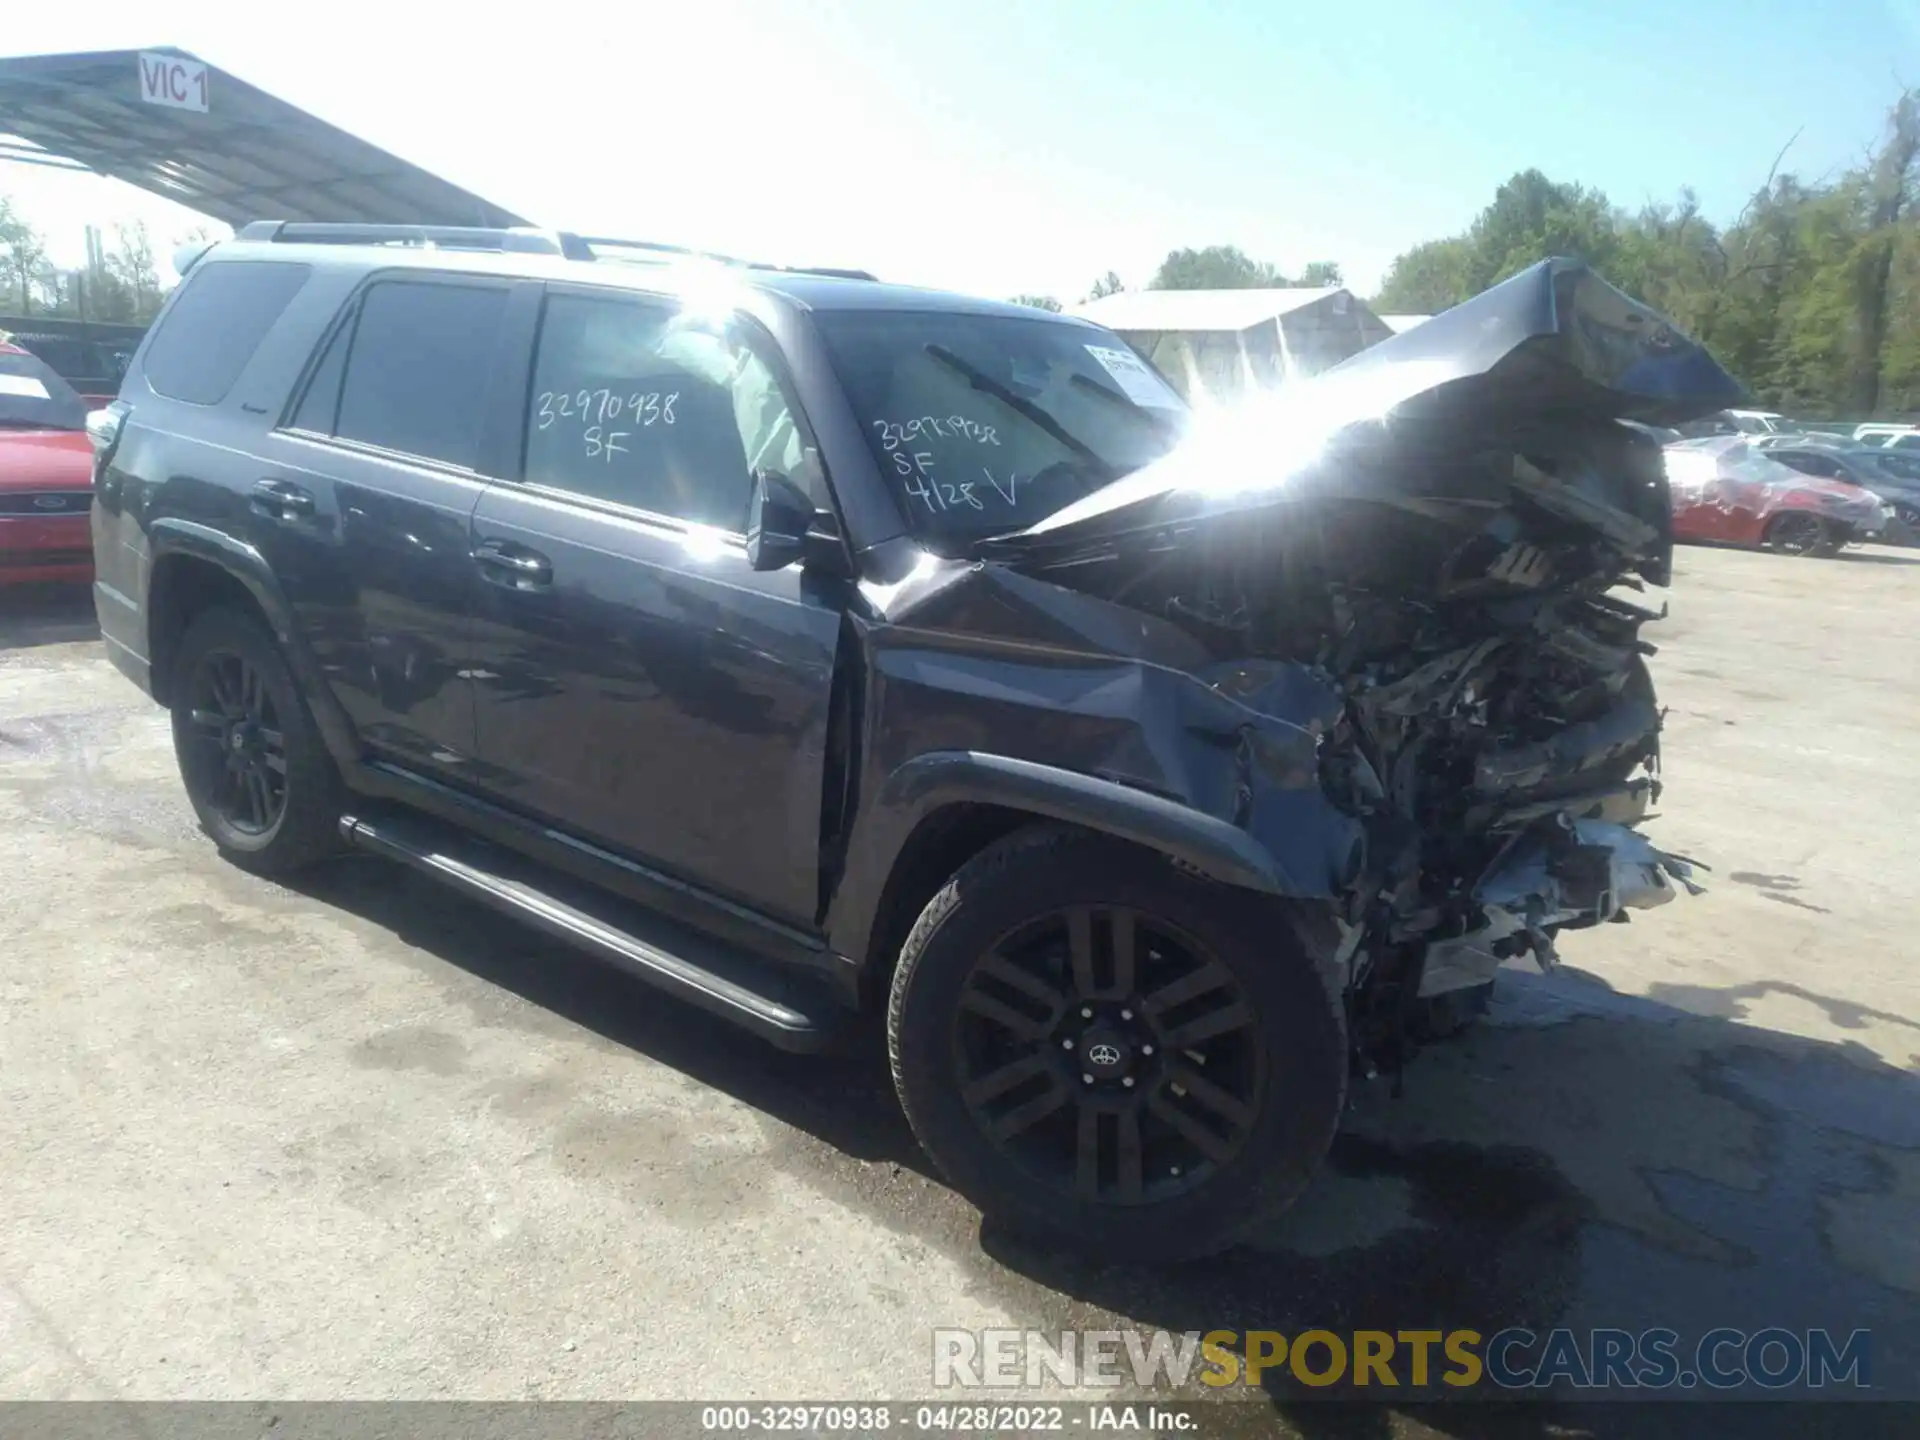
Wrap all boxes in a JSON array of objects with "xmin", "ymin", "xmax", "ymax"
[
  {"xmin": 0, "ymin": 348, "xmax": 88, "ymax": 432},
  {"xmin": 813, "ymin": 310, "xmax": 1186, "ymax": 545}
]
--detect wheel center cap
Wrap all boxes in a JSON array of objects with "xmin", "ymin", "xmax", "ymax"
[
  {"xmin": 1081, "ymin": 1032, "xmax": 1131, "ymax": 1075},
  {"xmin": 228, "ymin": 726, "xmax": 250, "ymax": 754}
]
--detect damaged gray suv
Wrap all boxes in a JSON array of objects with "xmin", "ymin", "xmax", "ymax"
[{"xmin": 90, "ymin": 227, "xmax": 1736, "ymax": 1259}]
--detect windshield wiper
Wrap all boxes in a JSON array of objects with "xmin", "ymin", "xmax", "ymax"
[
  {"xmin": 1068, "ymin": 372, "xmax": 1181, "ymax": 438},
  {"xmin": 922, "ymin": 344, "xmax": 1114, "ymax": 479}
]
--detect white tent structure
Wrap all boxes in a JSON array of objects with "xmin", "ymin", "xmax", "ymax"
[
  {"xmin": 1072, "ymin": 287, "xmax": 1393, "ymax": 402},
  {"xmin": 1379, "ymin": 314, "xmax": 1433, "ymax": 334}
]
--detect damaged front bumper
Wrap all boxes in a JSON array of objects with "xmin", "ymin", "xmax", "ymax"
[
  {"xmin": 1423, "ymin": 817, "xmax": 1701, "ymax": 997},
  {"xmin": 981, "ymin": 259, "xmax": 1736, "ymax": 1056}
]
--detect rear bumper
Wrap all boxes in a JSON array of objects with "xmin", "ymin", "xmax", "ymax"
[
  {"xmin": 0, "ymin": 514, "xmax": 93, "ymax": 582},
  {"xmin": 93, "ymin": 579, "xmax": 153, "ymax": 698},
  {"xmin": 0, "ymin": 563, "xmax": 93, "ymax": 586}
]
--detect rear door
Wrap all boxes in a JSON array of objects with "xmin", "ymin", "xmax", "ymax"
[
  {"xmin": 465, "ymin": 284, "xmax": 844, "ymax": 928},
  {"xmin": 256, "ymin": 271, "xmax": 534, "ymax": 773}
]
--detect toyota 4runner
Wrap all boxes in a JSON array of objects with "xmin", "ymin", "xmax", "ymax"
[{"xmin": 90, "ymin": 226, "xmax": 1733, "ymax": 1259}]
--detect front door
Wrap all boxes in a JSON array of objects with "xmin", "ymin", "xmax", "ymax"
[{"xmin": 466, "ymin": 286, "xmax": 843, "ymax": 929}]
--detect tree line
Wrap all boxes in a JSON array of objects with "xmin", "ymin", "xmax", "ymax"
[
  {"xmin": 0, "ymin": 199, "xmax": 174, "ymax": 324},
  {"xmin": 1021, "ymin": 91, "xmax": 1920, "ymax": 420}
]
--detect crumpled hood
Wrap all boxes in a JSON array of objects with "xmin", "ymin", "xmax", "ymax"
[{"xmin": 994, "ymin": 258, "xmax": 1744, "ymax": 551}]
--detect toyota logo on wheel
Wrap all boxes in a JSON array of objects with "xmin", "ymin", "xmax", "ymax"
[{"xmin": 1087, "ymin": 1042, "xmax": 1123, "ymax": 1068}]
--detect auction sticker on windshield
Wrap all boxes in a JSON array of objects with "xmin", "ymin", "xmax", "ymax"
[
  {"xmin": 0, "ymin": 375, "xmax": 50, "ymax": 400},
  {"xmin": 1085, "ymin": 345, "xmax": 1181, "ymax": 409}
]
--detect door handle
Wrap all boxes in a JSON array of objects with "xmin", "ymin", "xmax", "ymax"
[
  {"xmin": 473, "ymin": 538, "xmax": 553, "ymax": 590},
  {"xmin": 251, "ymin": 479, "xmax": 316, "ymax": 521}
]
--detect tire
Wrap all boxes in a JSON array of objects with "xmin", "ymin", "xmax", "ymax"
[
  {"xmin": 170, "ymin": 607, "xmax": 345, "ymax": 875},
  {"xmin": 1764, "ymin": 512, "xmax": 1830, "ymax": 557},
  {"xmin": 1892, "ymin": 503, "xmax": 1920, "ymax": 547},
  {"xmin": 887, "ymin": 825, "xmax": 1347, "ymax": 1262}
]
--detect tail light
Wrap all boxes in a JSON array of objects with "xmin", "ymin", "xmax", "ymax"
[{"xmin": 85, "ymin": 400, "xmax": 129, "ymax": 464}]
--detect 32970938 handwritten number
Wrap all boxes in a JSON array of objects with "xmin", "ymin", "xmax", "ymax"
[{"xmin": 537, "ymin": 389, "xmax": 678, "ymax": 461}]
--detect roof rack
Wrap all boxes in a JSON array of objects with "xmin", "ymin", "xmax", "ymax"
[
  {"xmin": 234, "ymin": 221, "xmax": 874, "ymax": 280},
  {"xmin": 575, "ymin": 235, "xmax": 876, "ymax": 281},
  {"xmin": 235, "ymin": 220, "xmax": 585, "ymax": 257}
]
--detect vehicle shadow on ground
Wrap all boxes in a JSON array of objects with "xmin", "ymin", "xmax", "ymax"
[
  {"xmin": 0, "ymin": 582, "xmax": 100, "ymax": 650},
  {"xmin": 289, "ymin": 858, "xmax": 1919, "ymax": 1437},
  {"xmin": 289, "ymin": 855, "xmax": 925, "ymax": 1164},
  {"xmin": 980, "ymin": 969, "xmax": 1920, "ymax": 1433}
]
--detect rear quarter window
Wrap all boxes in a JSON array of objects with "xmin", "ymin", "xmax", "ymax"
[{"xmin": 141, "ymin": 259, "xmax": 312, "ymax": 406}]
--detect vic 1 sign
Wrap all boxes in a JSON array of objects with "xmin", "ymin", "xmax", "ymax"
[{"xmin": 137, "ymin": 53, "xmax": 209, "ymax": 113}]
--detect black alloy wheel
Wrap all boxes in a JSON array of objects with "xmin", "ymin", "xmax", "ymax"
[
  {"xmin": 169, "ymin": 607, "xmax": 344, "ymax": 874},
  {"xmin": 181, "ymin": 647, "xmax": 289, "ymax": 836},
  {"xmin": 954, "ymin": 905, "xmax": 1263, "ymax": 1206},
  {"xmin": 1766, "ymin": 511, "xmax": 1829, "ymax": 556},
  {"xmin": 888, "ymin": 826, "xmax": 1347, "ymax": 1261}
]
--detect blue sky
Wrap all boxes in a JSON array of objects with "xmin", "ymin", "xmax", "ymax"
[{"xmin": 4, "ymin": 0, "xmax": 1917, "ymax": 299}]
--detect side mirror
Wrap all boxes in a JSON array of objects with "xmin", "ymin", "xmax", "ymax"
[{"xmin": 745, "ymin": 469, "xmax": 815, "ymax": 572}]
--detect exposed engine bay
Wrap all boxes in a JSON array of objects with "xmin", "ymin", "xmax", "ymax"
[
  {"xmin": 1083, "ymin": 424, "xmax": 1699, "ymax": 1064},
  {"xmin": 955, "ymin": 260, "xmax": 1731, "ymax": 1070}
]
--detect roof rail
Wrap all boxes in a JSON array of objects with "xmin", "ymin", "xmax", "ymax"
[
  {"xmin": 236, "ymin": 220, "xmax": 582, "ymax": 257},
  {"xmin": 230, "ymin": 221, "xmax": 872, "ymax": 279},
  {"xmin": 570, "ymin": 234, "xmax": 876, "ymax": 281}
]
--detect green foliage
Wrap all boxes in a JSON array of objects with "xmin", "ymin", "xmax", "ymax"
[
  {"xmin": 1010, "ymin": 294, "xmax": 1063, "ymax": 312},
  {"xmin": 1369, "ymin": 94, "xmax": 1920, "ymax": 418},
  {"xmin": 1296, "ymin": 260, "xmax": 1344, "ymax": 287},
  {"xmin": 0, "ymin": 203, "xmax": 170, "ymax": 323},
  {"xmin": 1149, "ymin": 245, "xmax": 1288, "ymax": 290},
  {"xmin": 1372, "ymin": 237, "xmax": 1475, "ymax": 314},
  {"xmin": 0, "ymin": 197, "xmax": 48, "ymax": 314},
  {"xmin": 1086, "ymin": 270, "xmax": 1125, "ymax": 301}
]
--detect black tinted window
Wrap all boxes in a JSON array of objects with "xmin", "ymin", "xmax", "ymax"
[
  {"xmin": 524, "ymin": 292, "xmax": 813, "ymax": 530},
  {"xmin": 335, "ymin": 280, "xmax": 508, "ymax": 469},
  {"xmin": 290, "ymin": 318, "xmax": 351, "ymax": 434},
  {"xmin": 142, "ymin": 260, "xmax": 311, "ymax": 405}
]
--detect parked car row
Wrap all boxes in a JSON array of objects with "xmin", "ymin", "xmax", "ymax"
[
  {"xmin": 1752, "ymin": 434, "xmax": 1920, "ymax": 537},
  {"xmin": 1678, "ymin": 407, "xmax": 1920, "ymax": 450},
  {"xmin": 0, "ymin": 340, "xmax": 96, "ymax": 585},
  {"xmin": 1664, "ymin": 437, "xmax": 1886, "ymax": 556}
]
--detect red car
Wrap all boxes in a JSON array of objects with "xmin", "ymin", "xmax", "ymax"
[
  {"xmin": 0, "ymin": 341, "xmax": 96, "ymax": 585},
  {"xmin": 1663, "ymin": 436, "xmax": 1889, "ymax": 556}
]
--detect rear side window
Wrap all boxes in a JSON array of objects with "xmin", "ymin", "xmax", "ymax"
[
  {"xmin": 142, "ymin": 260, "xmax": 311, "ymax": 405},
  {"xmin": 330, "ymin": 280, "xmax": 508, "ymax": 469}
]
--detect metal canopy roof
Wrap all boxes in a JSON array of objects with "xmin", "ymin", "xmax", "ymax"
[{"xmin": 0, "ymin": 47, "xmax": 528, "ymax": 229}]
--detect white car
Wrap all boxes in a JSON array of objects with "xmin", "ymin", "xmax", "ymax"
[{"xmin": 1853, "ymin": 423, "xmax": 1920, "ymax": 451}]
